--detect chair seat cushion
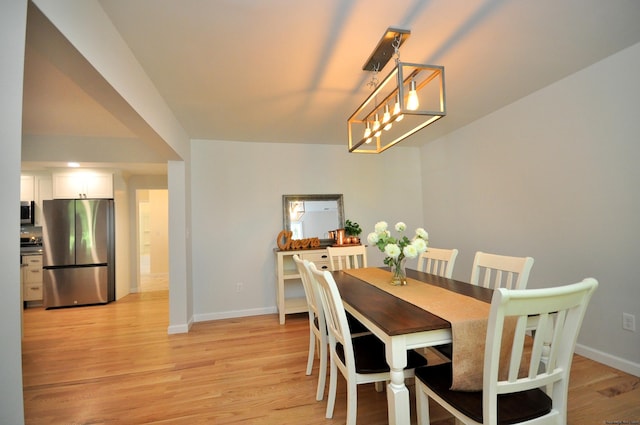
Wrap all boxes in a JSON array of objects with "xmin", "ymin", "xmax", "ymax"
[
  {"xmin": 337, "ymin": 334, "xmax": 428, "ymax": 374},
  {"xmin": 415, "ymin": 363, "xmax": 552, "ymax": 424},
  {"xmin": 432, "ymin": 343, "xmax": 452, "ymax": 359},
  {"xmin": 314, "ymin": 313, "xmax": 369, "ymax": 335},
  {"xmin": 346, "ymin": 311, "xmax": 370, "ymax": 334}
]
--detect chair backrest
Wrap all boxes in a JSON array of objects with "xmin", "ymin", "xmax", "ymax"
[
  {"xmin": 482, "ymin": 278, "xmax": 598, "ymax": 424},
  {"xmin": 326, "ymin": 245, "xmax": 368, "ymax": 271},
  {"xmin": 293, "ymin": 255, "xmax": 323, "ymax": 326},
  {"xmin": 470, "ymin": 251, "xmax": 534, "ymax": 289},
  {"xmin": 308, "ymin": 262, "xmax": 353, "ymax": 364},
  {"xmin": 417, "ymin": 247, "xmax": 459, "ymax": 278}
]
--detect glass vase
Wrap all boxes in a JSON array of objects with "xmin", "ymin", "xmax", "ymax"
[{"xmin": 390, "ymin": 257, "xmax": 407, "ymax": 286}]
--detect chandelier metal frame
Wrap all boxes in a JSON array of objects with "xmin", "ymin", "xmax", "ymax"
[{"xmin": 348, "ymin": 28, "xmax": 446, "ymax": 154}]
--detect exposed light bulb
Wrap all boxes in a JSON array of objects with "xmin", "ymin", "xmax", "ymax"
[
  {"xmin": 407, "ymin": 80, "xmax": 419, "ymax": 111},
  {"xmin": 372, "ymin": 114, "xmax": 381, "ymax": 133},
  {"xmin": 373, "ymin": 113, "xmax": 382, "ymax": 137},
  {"xmin": 382, "ymin": 105, "xmax": 392, "ymax": 130},
  {"xmin": 363, "ymin": 122, "xmax": 372, "ymax": 138},
  {"xmin": 393, "ymin": 94, "xmax": 404, "ymax": 122},
  {"xmin": 364, "ymin": 122, "xmax": 372, "ymax": 143},
  {"xmin": 382, "ymin": 104, "xmax": 391, "ymax": 123}
]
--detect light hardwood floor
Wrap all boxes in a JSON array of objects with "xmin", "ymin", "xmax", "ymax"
[
  {"xmin": 139, "ymin": 272, "xmax": 169, "ymax": 292},
  {"xmin": 22, "ymin": 291, "xmax": 639, "ymax": 424}
]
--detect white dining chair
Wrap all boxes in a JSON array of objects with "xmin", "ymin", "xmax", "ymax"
[
  {"xmin": 470, "ymin": 251, "xmax": 534, "ymax": 290},
  {"xmin": 432, "ymin": 251, "xmax": 534, "ymax": 361},
  {"xmin": 417, "ymin": 247, "xmax": 459, "ymax": 278},
  {"xmin": 325, "ymin": 245, "xmax": 371, "ymax": 337},
  {"xmin": 326, "ymin": 245, "xmax": 367, "ymax": 271},
  {"xmin": 293, "ymin": 254, "xmax": 328, "ymax": 401},
  {"xmin": 415, "ymin": 277, "xmax": 598, "ymax": 425},
  {"xmin": 308, "ymin": 262, "xmax": 428, "ymax": 425}
]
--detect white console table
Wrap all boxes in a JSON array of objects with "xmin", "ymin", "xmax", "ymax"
[{"xmin": 275, "ymin": 248, "xmax": 330, "ymax": 324}]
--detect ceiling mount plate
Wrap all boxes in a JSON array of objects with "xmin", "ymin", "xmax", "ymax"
[{"xmin": 362, "ymin": 27, "xmax": 411, "ymax": 71}]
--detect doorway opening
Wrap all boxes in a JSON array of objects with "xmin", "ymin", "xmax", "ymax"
[{"xmin": 137, "ymin": 189, "xmax": 168, "ymax": 292}]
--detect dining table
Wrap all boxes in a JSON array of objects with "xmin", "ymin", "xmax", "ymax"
[{"xmin": 331, "ymin": 267, "xmax": 495, "ymax": 425}]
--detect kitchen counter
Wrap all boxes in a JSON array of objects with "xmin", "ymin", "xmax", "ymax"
[{"xmin": 21, "ymin": 226, "xmax": 43, "ymax": 255}]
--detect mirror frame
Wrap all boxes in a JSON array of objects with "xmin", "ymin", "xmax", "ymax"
[{"xmin": 282, "ymin": 194, "xmax": 344, "ymax": 247}]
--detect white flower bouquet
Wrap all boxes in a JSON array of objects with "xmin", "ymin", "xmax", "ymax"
[{"xmin": 367, "ymin": 221, "xmax": 429, "ymax": 285}]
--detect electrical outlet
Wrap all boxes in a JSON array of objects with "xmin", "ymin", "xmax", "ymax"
[
  {"xmin": 622, "ymin": 313, "xmax": 636, "ymax": 332},
  {"xmin": 236, "ymin": 282, "xmax": 243, "ymax": 293}
]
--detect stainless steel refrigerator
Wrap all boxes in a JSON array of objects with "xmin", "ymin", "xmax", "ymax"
[{"xmin": 42, "ymin": 199, "xmax": 115, "ymax": 308}]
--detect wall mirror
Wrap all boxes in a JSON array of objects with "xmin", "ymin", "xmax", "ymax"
[{"xmin": 282, "ymin": 194, "xmax": 344, "ymax": 246}]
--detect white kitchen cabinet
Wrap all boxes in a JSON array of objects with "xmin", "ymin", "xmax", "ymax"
[
  {"xmin": 22, "ymin": 254, "xmax": 43, "ymax": 303},
  {"xmin": 21, "ymin": 175, "xmax": 35, "ymax": 201},
  {"xmin": 53, "ymin": 172, "xmax": 113, "ymax": 199},
  {"xmin": 21, "ymin": 173, "xmax": 53, "ymax": 225},
  {"xmin": 34, "ymin": 175, "xmax": 52, "ymax": 226},
  {"xmin": 275, "ymin": 248, "xmax": 330, "ymax": 324}
]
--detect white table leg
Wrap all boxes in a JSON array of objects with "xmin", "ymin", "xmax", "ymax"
[{"xmin": 386, "ymin": 337, "xmax": 411, "ymax": 425}]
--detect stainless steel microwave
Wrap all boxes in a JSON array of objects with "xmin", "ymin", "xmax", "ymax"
[{"xmin": 21, "ymin": 201, "xmax": 34, "ymax": 225}]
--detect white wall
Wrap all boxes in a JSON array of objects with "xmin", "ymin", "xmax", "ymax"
[
  {"xmin": 189, "ymin": 140, "xmax": 423, "ymax": 321},
  {"xmin": 167, "ymin": 160, "xmax": 192, "ymax": 333},
  {"xmin": 1, "ymin": 1, "xmax": 28, "ymax": 423},
  {"xmin": 31, "ymin": 0, "xmax": 193, "ymax": 333},
  {"xmin": 32, "ymin": 0, "xmax": 189, "ymax": 161},
  {"xmin": 420, "ymin": 42, "xmax": 640, "ymax": 375},
  {"xmin": 113, "ymin": 173, "xmax": 130, "ymax": 300}
]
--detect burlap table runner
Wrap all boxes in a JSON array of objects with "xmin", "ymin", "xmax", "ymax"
[{"xmin": 344, "ymin": 267, "xmax": 517, "ymax": 391}]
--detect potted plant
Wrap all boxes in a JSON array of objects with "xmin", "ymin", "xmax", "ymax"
[{"xmin": 344, "ymin": 219, "xmax": 362, "ymax": 244}]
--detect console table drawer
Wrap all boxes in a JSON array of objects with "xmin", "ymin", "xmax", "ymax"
[
  {"xmin": 301, "ymin": 251, "xmax": 329, "ymax": 270},
  {"xmin": 301, "ymin": 251, "xmax": 329, "ymax": 263}
]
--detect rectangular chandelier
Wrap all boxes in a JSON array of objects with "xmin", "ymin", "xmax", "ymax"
[{"xmin": 347, "ymin": 29, "xmax": 446, "ymax": 154}]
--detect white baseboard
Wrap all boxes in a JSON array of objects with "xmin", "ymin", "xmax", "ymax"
[
  {"xmin": 575, "ymin": 343, "xmax": 640, "ymax": 377},
  {"xmin": 167, "ymin": 317, "xmax": 192, "ymax": 334},
  {"xmin": 166, "ymin": 307, "xmax": 277, "ymax": 334},
  {"xmin": 193, "ymin": 306, "xmax": 278, "ymax": 323}
]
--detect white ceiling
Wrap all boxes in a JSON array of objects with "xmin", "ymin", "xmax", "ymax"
[{"xmin": 21, "ymin": 0, "xmax": 640, "ymax": 173}]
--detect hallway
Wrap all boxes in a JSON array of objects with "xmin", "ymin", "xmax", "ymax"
[{"xmin": 139, "ymin": 254, "xmax": 168, "ymax": 292}]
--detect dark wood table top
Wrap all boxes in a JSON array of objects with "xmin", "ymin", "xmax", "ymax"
[{"xmin": 332, "ymin": 268, "xmax": 494, "ymax": 336}]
